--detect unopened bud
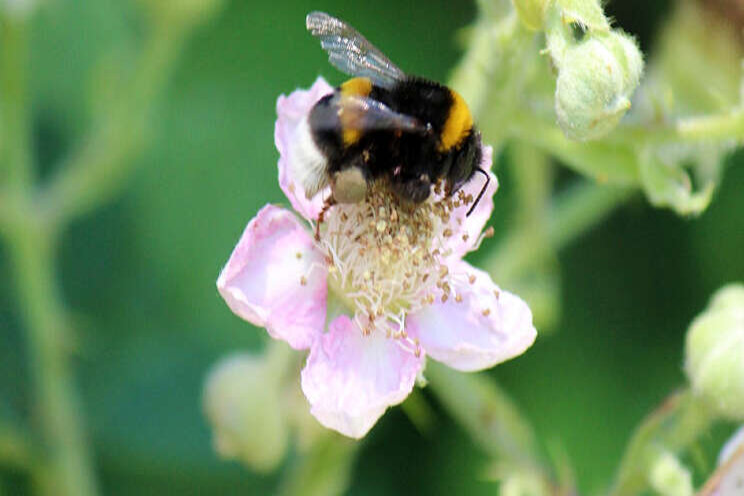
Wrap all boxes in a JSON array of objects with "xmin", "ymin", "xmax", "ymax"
[
  {"xmin": 649, "ymin": 451, "xmax": 694, "ymax": 496},
  {"xmin": 553, "ymin": 31, "xmax": 643, "ymax": 140},
  {"xmin": 544, "ymin": 1, "xmax": 643, "ymax": 141},
  {"xmin": 685, "ymin": 284, "xmax": 744, "ymax": 421},
  {"xmin": 203, "ymin": 351, "xmax": 289, "ymax": 472}
]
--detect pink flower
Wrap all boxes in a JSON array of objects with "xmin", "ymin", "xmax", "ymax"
[{"xmin": 217, "ymin": 77, "xmax": 537, "ymax": 439}]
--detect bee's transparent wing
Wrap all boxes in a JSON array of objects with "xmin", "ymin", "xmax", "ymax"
[
  {"xmin": 306, "ymin": 11, "xmax": 406, "ymax": 89},
  {"xmin": 314, "ymin": 93, "xmax": 426, "ymax": 134}
]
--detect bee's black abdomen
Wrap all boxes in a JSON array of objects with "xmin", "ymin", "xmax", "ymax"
[
  {"xmin": 305, "ymin": 76, "xmax": 480, "ymax": 206},
  {"xmin": 308, "ymin": 94, "xmax": 344, "ymax": 163}
]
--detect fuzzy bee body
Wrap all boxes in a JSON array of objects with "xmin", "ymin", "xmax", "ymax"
[{"xmin": 294, "ymin": 12, "xmax": 488, "ymax": 212}]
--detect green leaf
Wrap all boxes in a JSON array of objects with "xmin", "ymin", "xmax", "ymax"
[{"xmin": 639, "ymin": 150, "xmax": 715, "ymax": 216}]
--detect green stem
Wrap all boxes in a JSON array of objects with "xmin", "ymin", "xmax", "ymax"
[
  {"xmin": 278, "ymin": 433, "xmax": 359, "ymax": 496},
  {"xmin": 6, "ymin": 217, "xmax": 98, "ymax": 496},
  {"xmin": 501, "ymin": 143, "xmax": 554, "ymax": 279},
  {"xmin": 400, "ymin": 389, "xmax": 435, "ymax": 434},
  {"xmin": 611, "ymin": 108, "xmax": 744, "ymax": 145},
  {"xmin": 0, "ymin": 13, "xmax": 33, "ymax": 191},
  {"xmin": 0, "ymin": 9, "xmax": 199, "ymax": 496},
  {"xmin": 508, "ymin": 113, "xmax": 640, "ymax": 184},
  {"xmin": 426, "ymin": 362, "xmax": 551, "ymax": 482},
  {"xmin": 449, "ymin": 11, "xmax": 520, "ymax": 120},
  {"xmin": 39, "ymin": 21, "xmax": 185, "ymax": 224},
  {"xmin": 607, "ymin": 389, "xmax": 715, "ymax": 496},
  {"xmin": 510, "ymin": 143, "xmax": 552, "ymax": 231}
]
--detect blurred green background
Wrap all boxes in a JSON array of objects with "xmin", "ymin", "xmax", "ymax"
[{"xmin": 1, "ymin": 0, "xmax": 743, "ymax": 494}]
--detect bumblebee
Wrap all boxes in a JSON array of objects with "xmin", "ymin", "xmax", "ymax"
[{"xmin": 291, "ymin": 11, "xmax": 489, "ymax": 215}]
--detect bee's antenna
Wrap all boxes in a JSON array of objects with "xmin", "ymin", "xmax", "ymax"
[{"xmin": 466, "ymin": 167, "xmax": 489, "ymax": 217}]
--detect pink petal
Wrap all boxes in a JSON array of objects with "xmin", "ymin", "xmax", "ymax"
[
  {"xmin": 275, "ymin": 77, "xmax": 334, "ymax": 221},
  {"xmin": 407, "ymin": 260, "xmax": 536, "ymax": 372},
  {"xmin": 217, "ymin": 204, "xmax": 327, "ymax": 350},
  {"xmin": 300, "ymin": 315, "xmax": 423, "ymax": 438},
  {"xmin": 446, "ymin": 145, "xmax": 498, "ymax": 259}
]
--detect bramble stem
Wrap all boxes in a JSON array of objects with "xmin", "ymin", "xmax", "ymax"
[
  {"xmin": 0, "ymin": 12, "xmax": 192, "ymax": 496},
  {"xmin": 39, "ymin": 21, "xmax": 184, "ymax": 225},
  {"xmin": 426, "ymin": 362, "xmax": 552, "ymax": 484},
  {"xmin": 611, "ymin": 108, "xmax": 744, "ymax": 145},
  {"xmin": 0, "ymin": 8, "xmax": 98, "ymax": 494},
  {"xmin": 5, "ymin": 217, "xmax": 98, "ymax": 496},
  {"xmin": 607, "ymin": 390, "xmax": 715, "ymax": 496},
  {"xmin": 278, "ymin": 433, "xmax": 358, "ymax": 496},
  {"xmin": 0, "ymin": 13, "xmax": 33, "ymax": 191}
]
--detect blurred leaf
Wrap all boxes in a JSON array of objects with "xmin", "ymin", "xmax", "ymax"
[{"xmin": 638, "ymin": 149, "xmax": 715, "ymax": 216}]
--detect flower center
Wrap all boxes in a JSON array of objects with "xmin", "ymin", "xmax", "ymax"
[{"xmin": 317, "ymin": 180, "xmax": 475, "ymax": 354}]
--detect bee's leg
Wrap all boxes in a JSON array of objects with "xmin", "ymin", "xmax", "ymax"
[
  {"xmin": 315, "ymin": 194, "xmax": 336, "ymax": 241},
  {"xmin": 393, "ymin": 174, "xmax": 431, "ymax": 204}
]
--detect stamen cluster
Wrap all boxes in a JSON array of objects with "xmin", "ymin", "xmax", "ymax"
[{"xmin": 316, "ymin": 181, "xmax": 478, "ymax": 355}]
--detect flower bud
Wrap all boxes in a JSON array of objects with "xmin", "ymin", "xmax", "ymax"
[
  {"xmin": 649, "ymin": 451, "xmax": 694, "ymax": 496},
  {"xmin": 203, "ymin": 350, "xmax": 290, "ymax": 472},
  {"xmin": 553, "ymin": 31, "xmax": 643, "ymax": 140},
  {"xmin": 685, "ymin": 284, "xmax": 744, "ymax": 421},
  {"xmin": 499, "ymin": 469, "xmax": 550, "ymax": 496},
  {"xmin": 512, "ymin": 0, "xmax": 548, "ymax": 31}
]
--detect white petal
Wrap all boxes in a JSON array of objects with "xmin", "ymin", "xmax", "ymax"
[
  {"xmin": 275, "ymin": 77, "xmax": 334, "ymax": 221},
  {"xmin": 217, "ymin": 205, "xmax": 327, "ymax": 350},
  {"xmin": 301, "ymin": 315, "xmax": 423, "ymax": 438},
  {"xmin": 407, "ymin": 260, "xmax": 536, "ymax": 371}
]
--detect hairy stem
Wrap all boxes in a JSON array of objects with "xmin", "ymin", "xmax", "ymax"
[
  {"xmin": 0, "ymin": 13, "xmax": 33, "ymax": 191},
  {"xmin": 278, "ymin": 433, "xmax": 358, "ymax": 496},
  {"xmin": 607, "ymin": 390, "xmax": 715, "ymax": 496},
  {"xmin": 39, "ymin": 21, "xmax": 185, "ymax": 224},
  {"xmin": 612, "ymin": 108, "xmax": 744, "ymax": 145},
  {"xmin": 6, "ymin": 217, "xmax": 98, "ymax": 496},
  {"xmin": 0, "ymin": 13, "xmax": 192, "ymax": 496},
  {"xmin": 426, "ymin": 362, "xmax": 552, "ymax": 484}
]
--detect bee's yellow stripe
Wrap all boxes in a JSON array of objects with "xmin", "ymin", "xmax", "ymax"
[
  {"xmin": 340, "ymin": 77, "xmax": 372, "ymax": 146},
  {"xmin": 439, "ymin": 89, "xmax": 473, "ymax": 152}
]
